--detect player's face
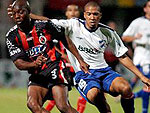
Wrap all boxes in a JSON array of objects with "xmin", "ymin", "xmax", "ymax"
[
  {"xmin": 66, "ymin": 5, "xmax": 80, "ymax": 19},
  {"xmin": 84, "ymin": 6, "xmax": 101, "ymax": 30},
  {"xmin": 12, "ymin": 4, "xmax": 29, "ymax": 25},
  {"xmin": 144, "ymin": 1, "xmax": 150, "ymax": 16}
]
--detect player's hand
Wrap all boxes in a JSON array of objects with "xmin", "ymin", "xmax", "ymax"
[
  {"xmin": 79, "ymin": 60, "xmax": 91, "ymax": 74},
  {"xmin": 7, "ymin": 4, "xmax": 13, "ymax": 18},
  {"xmin": 141, "ymin": 76, "xmax": 150, "ymax": 88},
  {"xmin": 135, "ymin": 33, "xmax": 142, "ymax": 39},
  {"xmin": 33, "ymin": 55, "xmax": 47, "ymax": 68}
]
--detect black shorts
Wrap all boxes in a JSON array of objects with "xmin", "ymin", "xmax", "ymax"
[{"xmin": 28, "ymin": 60, "xmax": 71, "ymax": 100}]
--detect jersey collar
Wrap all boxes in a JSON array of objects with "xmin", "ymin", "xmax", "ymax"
[{"xmin": 83, "ymin": 22, "xmax": 99, "ymax": 32}]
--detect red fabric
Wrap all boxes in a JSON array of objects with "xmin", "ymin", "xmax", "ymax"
[
  {"xmin": 77, "ymin": 96, "xmax": 87, "ymax": 113},
  {"xmin": 45, "ymin": 100, "xmax": 56, "ymax": 111},
  {"xmin": 104, "ymin": 47, "xmax": 118, "ymax": 63}
]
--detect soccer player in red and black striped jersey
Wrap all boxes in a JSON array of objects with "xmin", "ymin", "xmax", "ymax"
[{"xmin": 6, "ymin": 0, "xmax": 89, "ymax": 113}]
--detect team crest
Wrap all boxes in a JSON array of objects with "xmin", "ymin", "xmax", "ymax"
[{"xmin": 39, "ymin": 35, "xmax": 47, "ymax": 44}]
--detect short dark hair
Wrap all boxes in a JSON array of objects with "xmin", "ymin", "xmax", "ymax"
[
  {"xmin": 144, "ymin": 0, "xmax": 150, "ymax": 8},
  {"xmin": 12, "ymin": 0, "xmax": 31, "ymax": 13},
  {"xmin": 84, "ymin": 1, "xmax": 101, "ymax": 12}
]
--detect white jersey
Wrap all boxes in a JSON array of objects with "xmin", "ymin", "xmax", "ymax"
[
  {"xmin": 52, "ymin": 18, "xmax": 128, "ymax": 72},
  {"xmin": 122, "ymin": 16, "xmax": 150, "ymax": 66}
]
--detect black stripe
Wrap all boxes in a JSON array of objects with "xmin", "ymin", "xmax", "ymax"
[
  {"xmin": 98, "ymin": 23, "xmax": 114, "ymax": 31},
  {"xmin": 16, "ymin": 29, "xmax": 23, "ymax": 48}
]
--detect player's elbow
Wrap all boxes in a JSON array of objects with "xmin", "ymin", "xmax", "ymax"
[
  {"xmin": 14, "ymin": 59, "xmax": 25, "ymax": 70},
  {"xmin": 121, "ymin": 36, "xmax": 127, "ymax": 41}
]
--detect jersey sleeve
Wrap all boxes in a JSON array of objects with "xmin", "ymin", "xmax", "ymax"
[
  {"xmin": 46, "ymin": 20, "xmax": 69, "ymax": 48},
  {"xmin": 6, "ymin": 33, "xmax": 26, "ymax": 61},
  {"xmin": 109, "ymin": 31, "xmax": 128, "ymax": 57},
  {"xmin": 122, "ymin": 20, "xmax": 139, "ymax": 37},
  {"xmin": 51, "ymin": 18, "xmax": 73, "ymax": 36}
]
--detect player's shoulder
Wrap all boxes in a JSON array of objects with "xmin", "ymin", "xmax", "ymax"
[
  {"xmin": 98, "ymin": 23, "xmax": 114, "ymax": 32},
  {"xmin": 34, "ymin": 19, "xmax": 48, "ymax": 24},
  {"xmin": 98, "ymin": 23, "xmax": 115, "ymax": 36},
  {"xmin": 34, "ymin": 19, "xmax": 49, "ymax": 28},
  {"xmin": 98, "ymin": 23, "xmax": 118, "ymax": 42},
  {"xmin": 69, "ymin": 18, "xmax": 84, "ymax": 24},
  {"xmin": 130, "ymin": 16, "xmax": 145, "ymax": 25},
  {"xmin": 6, "ymin": 25, "xmax": 18, "ymax": 38}
]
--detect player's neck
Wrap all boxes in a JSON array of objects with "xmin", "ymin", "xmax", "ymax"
[
  {"xmin": 18, "ymin": 19, "xmax": 32, "ymax": 34},
  {"xmin": 145, "ymin": 14, "xmax": 150, "ymax": 20},
  {"xmin": 85, "ymin": 23, "xmax": 98, "ymax": 32}
]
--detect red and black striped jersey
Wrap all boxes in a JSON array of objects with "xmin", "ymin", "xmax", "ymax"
[{"xmin": 6, "ymin": 19, "xmax": 68, "ymax": 73}]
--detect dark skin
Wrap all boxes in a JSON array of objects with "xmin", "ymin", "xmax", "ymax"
[
  {"xmin": 11, "ymin": 0, "xmax": 90, "ymax": 113},
  {"xmin": 12, "ymin": 2, "xmax": 50, "ymax": 113}
]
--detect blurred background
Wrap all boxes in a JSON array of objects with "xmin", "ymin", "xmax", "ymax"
[{"xmin": 0, "ymin": 0, "xmax": 146, "ymax": 88}]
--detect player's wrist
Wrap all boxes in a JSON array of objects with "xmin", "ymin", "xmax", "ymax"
[{"xmin": 32, "ymin": 61, "xmax": 39, "ymax": 68}]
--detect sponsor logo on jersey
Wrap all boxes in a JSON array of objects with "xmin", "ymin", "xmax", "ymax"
[
  {"xmin": 6, "ymin": 38, "xmax": 21, "ymax": 56},
  {"xmin": 99, "ymin": 40, "xmax": 107, "ymax": 48},
  {"xmin": 78, "ymin": 45, "xmax": 101, "ymax": 54},
  {"xmin": 39, "ymin": 34, "xmax": 47, "ymax": 44},
  {"xmin": 76, "ymin": 37, "xmax": 83, "ymax": 39},
  {"xmin": 10, "ymin": 48, "xmax": 21, "ymax": 56},
  {"xmin": 26, "ymin": 45, "xmax": 47, "ymax": 57}
]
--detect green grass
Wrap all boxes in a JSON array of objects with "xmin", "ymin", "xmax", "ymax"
[{"xmin": 0, "ymin": 87, "xmax": 149, "ymax": 113}]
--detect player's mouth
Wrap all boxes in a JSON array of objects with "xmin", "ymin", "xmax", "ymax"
[
  {"xmin": 16, "ymin": 20, "xmax": 22, "ymax": 24},
  {"xmin": 90, "ymin": 21, "xmax": 96, "ymax": 25}
]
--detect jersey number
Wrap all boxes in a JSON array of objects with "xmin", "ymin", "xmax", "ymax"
[
  {"xmin": 51, "ymin": 68, "xmax": 57, "ymax": 79},
  {"xmin": 78, "ymin": 79, "xmax": 87, "ymax": 91}
]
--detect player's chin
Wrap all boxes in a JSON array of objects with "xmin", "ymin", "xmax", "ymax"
[
  {"xmin": 15, "ymin": 19, "xmax": 23, "ymax": 25},
  {"xmin": 90, "ymin": 24, "xmax": 97, "ymax": 29}
]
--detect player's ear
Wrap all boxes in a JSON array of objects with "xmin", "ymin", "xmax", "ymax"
[
  {"xmin": 99, "ymin": 12, "xmax": 102, "ymax": 19},
  {"xmin": 65, "ymin": 11, "xmax": 68, "ymax": 18},
  {"xmin": 83, "ymin": 12, "xmax": 86, "ymax": 19}
]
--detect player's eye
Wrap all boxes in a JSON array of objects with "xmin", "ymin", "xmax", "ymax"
[
  {"xmin": 93, "ymin": 13, "xmax": 99, "ymax": 16},
  {"xmin": 19, "ymin": 10, "xmax": 25, "ymax": 15},
  {"xmin": 86, "ymin": 12, "xmax": 91, "ymax": 16}
]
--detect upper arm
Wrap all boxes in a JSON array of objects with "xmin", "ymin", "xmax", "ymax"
[
  {"xmin": 46, "ymin": 20, "xmax": 66, "ymax": 38},
  {"xmin": 51, "ymin": 19, "xmax": 74, "ymax": 36},
  {"xmin": 6, "ymin": 33, "xmax": 26, "ymax": 62},
  {"xmin": 46, "ymin": 20, "xmax": 70, "ymax": 47},
  {"xmin": 109, "ymin": 31, "xmax": 128, "ymax": 57},
  {"xmin": 122, "ymin": 20, "xmax": 138, "ymax": 37},
  {"xmin": 30, "ymin": 13, "xmax": 49, "ymax": 20}
]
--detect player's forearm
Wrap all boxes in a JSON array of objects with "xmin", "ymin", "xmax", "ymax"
[
  {"xmin": 30, "ymin": 13, "xmax": 49, "ymax": 20},
  {"xmin": 118, "ymin": 55, "xmax": 145, "ymax": 79},
  {"xmin": 55, "ymin": 47, "xmax": 70, "ymax": 63},
  {"xmin": 65, "ymin": 37, "xmax": 84, "ymax": 63},
  {"xmin": 14, "ymin": 59, "xmax": 36, "ymax": 70},
  {"xmin": 122, "ymin": 36, "xmax": 137, "ymax": 42}
]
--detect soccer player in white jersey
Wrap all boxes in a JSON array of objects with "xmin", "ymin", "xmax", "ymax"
[
  {"xmin": 50, "ymin": 2, "xmax": 150, "ymax": 113},
  {"xmin": 122, "ymin": 1, "xmax": 150, "ymax": 113}
]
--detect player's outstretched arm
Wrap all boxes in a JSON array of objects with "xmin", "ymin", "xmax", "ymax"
[
  {"xmin": 118, "ymin": 54, "xmax": 150, "ymax": 87},
  {"xmin": 65, "ymin": 36, "xmax": 90, "ymax": 74},
  {"xmin": 30, "ymin": 13, "xmax": 49, "ymax": 20},
  {"xmin": 122, "ymin": 33, "xmax": 142, "ymax": 42}
]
